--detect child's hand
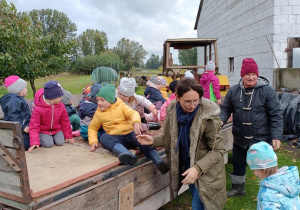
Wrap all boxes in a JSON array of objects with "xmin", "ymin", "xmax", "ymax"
[
  {"xmin": 23, "ymin": 126, "xmax": 29, "ymax": 133},
  {"xmin": 66, "ymin": 138, "xmax": 75, "ymax": 143},
  {"xmin": 28, "ymin": 145, "xmax": 39, "ymax": 153},
  {"xmin": 133, "ymin": 123, "xmax": 142, "ymax": 135},
  {"xmin": 216, "ymin": 99, "xmax": 222, "ymax": 106},
  {"xmin": 136, "ymin": 134, "xmax": 154, "ymax": 145},
  {"xmin": 151, "ymin": 108, "xmax": 158, "ymax": 117},
  {"xmin": 90, "ymin": 143, "xmax": 98, "ymax": 152}
]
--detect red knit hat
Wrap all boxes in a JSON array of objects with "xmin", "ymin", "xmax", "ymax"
[{"xmin": 240, "ymin": 58, "xmax": 259, "ymax": 77}]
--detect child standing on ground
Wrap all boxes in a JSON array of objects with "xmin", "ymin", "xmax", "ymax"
[
  {"xmin": 0, "ymin": 75, "xmax": 31, "ymax": 150},
  {"xmin": 247, "ymin": 141, "xmax": 300, "ymax": 209},
  {"xmin": 28, "ymin": 81, "xmax": 75, "ymax": 152},
  {"xmin": 88, "ymin": 85, "xmax": 169, "ymax": 174},
  {"xmin": 200, "ymin": 60, "xmax": 222, "ymax": 105},
  {"xmin": 62, "ymin": 89, "xmax": 81, "ymax": 136},
  {"xmin": 116, "ymin": 77, "xmax": 158, "ymax": 124}
]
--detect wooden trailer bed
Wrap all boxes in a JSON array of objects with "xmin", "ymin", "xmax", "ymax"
[{"xmin": 0, "ymin": 120, "xmax": 233, "ymax": 210}]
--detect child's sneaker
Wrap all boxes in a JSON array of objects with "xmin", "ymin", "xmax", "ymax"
[{"xmin": 72, "ymin": 130, "xmax": 81, "ymax": 137}]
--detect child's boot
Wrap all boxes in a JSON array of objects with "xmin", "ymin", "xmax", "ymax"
[
  {"xmin": 148, "ymin": 150, "xmax": 169, "ymax": 174},
  {"xmin": 112, "ymin": 143, "xmax": 138, "ymax": 165}
]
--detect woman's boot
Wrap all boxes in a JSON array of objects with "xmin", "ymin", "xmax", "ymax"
[
  {"xmin": 227, "ymin": 174, "xmax": 246, "ymax": 198},
  {"xmin": 112, "ymin": 143, "xmax": 138, "ymax": 165}
]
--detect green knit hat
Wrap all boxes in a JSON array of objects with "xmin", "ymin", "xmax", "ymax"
[{"xmin": 96, "ymin": 84, "xmax": 116, "ymax": 103}]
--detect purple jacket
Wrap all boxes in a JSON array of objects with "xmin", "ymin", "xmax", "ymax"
[{"xmin": 200, "ymin": 72, "xmax": 221, "ymax": 100}]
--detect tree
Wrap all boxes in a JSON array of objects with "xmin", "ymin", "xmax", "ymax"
[
  {"xmin": 0, "ymin": 2, "xmax": 76, "ymax": 95},
  {"xmin": 77, "ymin": 29, "xmax": 108, "ymax": 56},
  {"xmin": 178, "ymin": 48, "xmax": 197, "ymax": 66},
  {"xmin": 145, "ymin": 54, "xmax": 160, "ymax": 69},
  {"xmin": 113, "ymin": 38, "xmax": 147, "ymax": 71},
  {"xmin": 29, "ymin": 9, "xmax": 77, "ymax": 40}
]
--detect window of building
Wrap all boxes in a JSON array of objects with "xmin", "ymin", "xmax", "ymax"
[{"xmin": 229, "ymin": 57, "xmax": 234, "ymax": 72}]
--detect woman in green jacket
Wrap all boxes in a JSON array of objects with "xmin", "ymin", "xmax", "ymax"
[{"xmin": 137, "ymin": 78, "xmax": 226, "ymax": 210}]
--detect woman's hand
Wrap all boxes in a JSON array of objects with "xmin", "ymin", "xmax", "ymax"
[
  {"xmin": 66, "ymin": 138, "xmax": 75, "ymax": 143},
  {"xmin": 136, "ymin": 134, "xmax": 154, "ymax": 145},
  {"xmin": 181, "ymin": 167, "xmax": 199, "ymax": 185},
  {"xmin": 133, "ymin": 123, "xmax": 142, "ymax": 135},
  {"xmin": 151, "ymin": 108, "xmax": 158, "ymax": 117},
  {"xmin": 90, "ymin": 143, "xmax": 98, "ymax": 152},
  {"xmin": 28, "ymin": 145, "xmax": 39, "ymax": 153}
]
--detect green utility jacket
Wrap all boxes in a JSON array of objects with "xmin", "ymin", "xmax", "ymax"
[{"xmin": 154, "ymin": 98, "xmax": 227, "ymax": 210}]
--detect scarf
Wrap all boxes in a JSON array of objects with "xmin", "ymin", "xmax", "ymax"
[{"xmin": 175, "ymin": 104, "xmax": 200, "ymax": 164}]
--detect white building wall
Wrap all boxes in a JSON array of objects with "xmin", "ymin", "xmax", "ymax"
[
  {"xmin": 196, "ymin": 0, "xmax": 299, "ymax": 87},
  {"xmin": 273, "ymin": 0, "xmax": 300, "ymax": 69}
]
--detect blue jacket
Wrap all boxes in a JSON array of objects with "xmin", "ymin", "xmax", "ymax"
[
  {"xmin": 257, "ymin": 166, "xmax": 300, "ymax": 209},
  {"xmin": 78, "ymin": 101, "xmax": 98, "ymax": 119},
  {"xmin": 144, "ymin": 86, "xmax": 166, "ymax": 104},
  {"xmin": 0, "ymin": 93, "xmax": 31, "ymax": 130},
  {"xmin": 64, "ymin": 104, "xmax": 77, "ymax": 117},
  {"xmin": 220, "ymin": 77, "xmax": 283, "ymax": 149}
]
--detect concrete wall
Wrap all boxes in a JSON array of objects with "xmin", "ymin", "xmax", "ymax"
[
  {"xmin": 274, "ymin": 68, "xmax": 300, "ymax": 90},
  {"xmin": 196, "ymin": 0, "xmax": 300, "ymax": 87}
]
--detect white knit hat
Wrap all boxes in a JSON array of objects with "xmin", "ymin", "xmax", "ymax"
[
  {"xmin": 184, "ymin": 71, "xmax": 194, "ymax": 79},
  {"xmin": 119, "ymin": 77, "xmax": 136, "ymax": 97},
  {"xmin": 206, "ymin": 60, "xmax": 215, "ymax": 71}
]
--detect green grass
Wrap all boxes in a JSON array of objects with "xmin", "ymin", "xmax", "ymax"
[
  {"xmin": 160, "ymin": 143, "xmax": 300, "ymax": 210},
  {"xmin": 0, "ymin": 73, "xmax": 92, "ymax": 99}
]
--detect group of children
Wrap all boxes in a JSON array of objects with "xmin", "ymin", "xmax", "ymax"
[{"xmin": 1, "ymin": 59, "xmax": 300, "ymax": 207}]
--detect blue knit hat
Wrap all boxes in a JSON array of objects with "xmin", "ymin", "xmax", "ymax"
[
  {"xmin": 44, "ymin": 81, "xmax": 64, "ymax": 100},
  {"xmin": 246, "ymin": 142, "xmax": 278, "ymax": 170}
]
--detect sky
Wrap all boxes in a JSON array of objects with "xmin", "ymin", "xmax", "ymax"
[{"xmin": 10, "ymin": 0, "xmax": 200, "ymax": 64}]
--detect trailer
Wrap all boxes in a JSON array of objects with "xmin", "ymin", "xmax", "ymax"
[{"xmin": 0, "ymin": 120, "xmax": 233, "ymax": 210}]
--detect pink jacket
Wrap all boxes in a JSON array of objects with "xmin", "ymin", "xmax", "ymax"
[
  {"xmin": 200, "ymin": 71, "xmax": 221, "ymax": 100},
  {"xmin": 160, "ymin": 93, "xmax": 176, "ymax": 121},
  {"xmin": 29, "ymin": 88, "xmax": 72, "ymax": 146}
]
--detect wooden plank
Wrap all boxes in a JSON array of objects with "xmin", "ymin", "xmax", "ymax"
[
  {"xmin": 0, "ymin": 129, "xmax": 14, "ymax": 147},
  {"xmin": 119, "ymin": 182, "xmax": 134, "ymax": 210},
  {"xmin": 0, "ymin": 171, "xmax": 22, "ymax": 197},
  {"xmin": 34, "ymin": 158, "xmax": 168, "ymax": 210}
]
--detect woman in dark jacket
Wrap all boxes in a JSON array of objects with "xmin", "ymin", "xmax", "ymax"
[{"xmin": 137, "ymin": 78, "xmax": 226, "ymax": 210}]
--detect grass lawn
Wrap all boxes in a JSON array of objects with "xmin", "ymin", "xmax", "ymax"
[
  {"xmin": 159, "ymin": 143, "xmax": 300, "ymax": 209},
  {"xmin": 0, "ymin": 73, "xmax": 92, "ymax": 99}
]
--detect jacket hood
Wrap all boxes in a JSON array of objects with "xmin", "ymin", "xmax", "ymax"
[
  {"xmin": 201, "ymin": 72, "xmax": 215, "ymax": 84},
  {"xmin": 239, "ymin": 76, "xmax": 269, "ymax": 89},
  {"xmin": 146, "ymin": 80, "xmax": 158, "ymax": 89},
  {"xmin": 34, "ymin": 88, "xmax": 62, "ymax": 108},
  {"xmin": 260, "ymin": 166, "xmax": 300, "ymax": 198},
  {"xmin": 0, "ymin": 93, "xmax": 19, "ymax": 107}
]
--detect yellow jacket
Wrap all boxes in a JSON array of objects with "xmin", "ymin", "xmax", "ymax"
[{"xmin": 88, "ymin": 97, "xmax": 141, "ymax": 146}]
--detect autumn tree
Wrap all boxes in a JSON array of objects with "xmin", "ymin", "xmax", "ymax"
[
  {"xmin": 0, "ymin": 1, "xmax": 76, "ymax": 95},
  {"xmin": 113, "ymin": 38, "xmax": 147, "ymax": 71},
  {"xmin": 178, "ymin": 48, "xmax": 197, "ymax": 66}
]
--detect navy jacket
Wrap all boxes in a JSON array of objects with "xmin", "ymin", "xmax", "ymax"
[
  {"xmin": 144, "ymin": 86, "xmax": 166, "ymax": 104},
  {"xmin": 64, "ymin": 104, "xmax": 77, "ymax": 117},
  {"xmin": 78, "ymin": 101, "xmax": 98, "ymax": 119},
  {"xmin": 0, "ymin": 93, "xmax": 31, "ymax": 131},
  {"xmin": 220, "ymin": 77, "xmax": 283, "ymax": 149}
]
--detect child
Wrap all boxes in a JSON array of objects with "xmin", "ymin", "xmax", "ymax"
[
  {"xmin": 116, "ymin": 77, "xmax": 158, "ymax": 124},
  {"xmin": 88, "ymin": 84, "xmax": 169, "ymax": 174},
  {"xmin": 28, "ymin": 81, "xmax": 75, "ymax": 152},
  {"xmin": 0, "ymin": 75, "xmax": 31, "ymax": 150},
  {"xmin": 144, "ymin": 76, "xmax": 166, "ymax": 108},
  {"xmin": 247, "ymin": 142, "xmax": 300, "ymax": 209},
  {"xmin": 200, "ymin": 60, "xmax": 222, "ymax": 105},
  {"xmin": 78, "ymin": 83, "xmax": 104, "ymax": 141},
  {"xmin": 160, "ymin": 80, "xmax": 178, "ymax": 121},
  {"xmin": 62, "ymin": 89, "xmax": 81, "ymax": 136}
]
